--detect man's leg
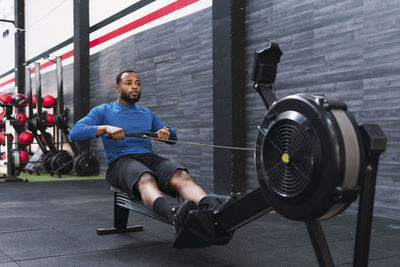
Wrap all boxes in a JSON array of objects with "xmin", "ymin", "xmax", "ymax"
[
  {"xmin": 136, "ymin": 171, "xmax": 198, "ymax": 232},
  {"xmin": 168, "ymin": 169, "xmax": 207, "ymax": 204},
  {"xmin": 135, "ymin": 172, "xmax": 164, "ymax": 210},
  {"xmin": 169, "ymin": 169, "xmax": 223, "ymax": 211},
  {"xmin": 135, "ymin": 172, "xmax": 178, "ymax": 223}
]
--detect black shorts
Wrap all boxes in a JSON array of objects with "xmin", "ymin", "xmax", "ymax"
[{"xmin": 105, "ymin": 153, "xmax": 187, "ymax": 198}]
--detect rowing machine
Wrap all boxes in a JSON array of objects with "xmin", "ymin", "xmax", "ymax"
[
  {"xmin": 95, "ymin": 41, "xmax": 386, "ymax": 267},
  {"xmin": 172, "ymin": 41, "xmax": 386, "ymax": 267}
]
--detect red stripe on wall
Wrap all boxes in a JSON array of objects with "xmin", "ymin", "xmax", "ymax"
[
  {"xmin": 1, "ymin": 0, "xmax": 200, "ymax": 88},
  {"xmin": 90, "ymin": 0, "xmax": 199, "ymax": 48},
  {"xmin": 0, "ymin": 78, "xmax": 15, "ymax": 88}
]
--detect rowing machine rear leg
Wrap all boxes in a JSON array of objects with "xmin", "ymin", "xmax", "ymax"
[{"xmin": 96, "ymin": 192, "xmax": 143, "ymax": 235}]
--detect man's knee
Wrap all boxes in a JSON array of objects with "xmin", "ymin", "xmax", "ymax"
[
  {"xmin": 169, "ymin": 169, "xmax": 192, "ymax": 188},
  {"xmin": 136, "ymin": 172, "xmax": 157, "ymax": 189}
]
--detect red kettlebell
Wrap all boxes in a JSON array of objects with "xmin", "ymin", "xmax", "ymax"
[
  {"xmin": 15, "ymin": 112, "xmax": 28, "ymax": 124},
  {"xmin": 19, "ymin": 150, "xmax": 29, "ymax": 163},
  {"xmin": 12, "ymin": 93, "xmax": 28, "ymax": 108},
  {"xmin": 0, "ymin": 131, "xmax": 14, "ymax": 145},
  {"xmin": 19, "ymin": 131, "xmax": 34, "ymax": 145},
  {"xmin": 42, "ymin": 95, "xmax": 56, "ymax": 108},
  {"xmin": 47, "ymin": 114, "xmax": 55, "ymax": 127},
  {"xmin": 0, "ymin": 93, "xmax": 12, "ymax": 105},
  {"xmin": 1, "ymin": 152, "xmax": 5, "ymax": 160}
]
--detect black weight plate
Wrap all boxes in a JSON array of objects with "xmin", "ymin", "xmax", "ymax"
[
  {"xmin": 73, "ymin": 153, "xmax": 99, "ymax": 176},
  {"xmin": 43, "ymin": 152, "xmax": 54, "ymax": 172},
  {"xmin": 50, "ymin": 150, "xmax": 73, "ymax": 174},
  {"xmin": 11, "ymin": 151, "xmax": 21, "ymax": 176}
]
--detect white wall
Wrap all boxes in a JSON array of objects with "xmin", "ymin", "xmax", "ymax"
[
  {"xmin": 89, "ymin": 0, "xmax": 139, "ymax": 26},
  {"xmin": 1, "ymin": 0, "xmax": 212, "ymax": 90},
  {"xmin": 0, "ymin": 0, "xmax": 15, "ymax": 75},
  {"xmin": 25, "ymin": 0, "xmax": 73, "ymax": 60}
]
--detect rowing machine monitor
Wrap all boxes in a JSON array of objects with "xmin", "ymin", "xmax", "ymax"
[
  {"xmin": 252, "ymin": 39, "xmax": 282, "ymax": 109},
  {"xmin": 252, "ymin": 39, "xmax": 282, "ymax": 84}
]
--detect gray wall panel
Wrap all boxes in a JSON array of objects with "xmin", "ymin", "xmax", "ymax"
[{"xmin": 244, "ymin": 0, "xmax": 400, "ymax": 219}]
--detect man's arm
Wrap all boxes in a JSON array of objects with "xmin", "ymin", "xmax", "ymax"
[
  {"xmin": 70, "ymin": 105, "xmax": 129, "ymax": 141},
  {"xmin": 151, "ymin": 111, "xmax": 177, "ymax": 143},
  {"xmin": 96, "ymin": 125, "xmax": 126, "ymax": 140},
  {"xmin": 70, "ymin": 105, "xmax": 107, "ymax": 141}
]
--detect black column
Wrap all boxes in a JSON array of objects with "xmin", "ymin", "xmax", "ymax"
[
  {"xmin": 14, "ymin": 0, "xmax": 25, "ymax": 94},
  {"xmin": 212, "ymin": 0, "xmax": 246, "ymax": 194},
  {"xmin": 73, "ymin": 0, "xmax": 90, "ymax": 151}
]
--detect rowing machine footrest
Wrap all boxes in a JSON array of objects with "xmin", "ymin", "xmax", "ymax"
[
  {"xmin": 173, "ymin": 210, "xmax": 214, "ymax": 248},
  {"xmin": 172, "ymin": 209, "xmax": 235, "ymax": 249}
]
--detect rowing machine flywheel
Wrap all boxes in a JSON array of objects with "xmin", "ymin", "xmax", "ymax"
[{"xmin": 255, "ymin": 94, "xmax": 365, "ymax": 221}]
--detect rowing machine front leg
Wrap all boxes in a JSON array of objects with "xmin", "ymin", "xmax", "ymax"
[{"xmin": 96, "ymin": 192, "xmax": 143, "ymax": 235}]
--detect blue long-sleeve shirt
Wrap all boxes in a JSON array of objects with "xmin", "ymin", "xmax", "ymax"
[{"xmin": 69, "ymin": 102, "xmax": 177, "ymax": 162}]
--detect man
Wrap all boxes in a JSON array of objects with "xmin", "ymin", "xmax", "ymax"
[{"xmin": 70, "ymin": 70, "xmax": 213, "ymax": 233}]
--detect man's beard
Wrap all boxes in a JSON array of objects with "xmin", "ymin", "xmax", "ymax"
[{"xmin": 120, "ymin": 90, "xmax": 141, "ymax": 104}]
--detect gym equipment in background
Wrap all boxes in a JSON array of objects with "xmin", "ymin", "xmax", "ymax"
[
  {"xmin": 0, "ymin": 93, "xmax": 29, "ymax": 182},
  {"xmin": 25, "ymin": 64, "xmax": 72, "ymax": 175},
  {"xmin": 51, "ymin": 56, "xmax": 99, "ymax": 177}
]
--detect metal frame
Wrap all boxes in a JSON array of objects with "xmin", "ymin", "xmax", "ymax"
[
  {"xmin": 96, "ymin": 188, "xmax": 173, "ymax": 236},
  {"xmin": 212, "ymin": 0, "xmax": 246, "ymax": 194},
  {"xmin": 73, "ymin": 0, "xmax": 90, "ymax": 152}
]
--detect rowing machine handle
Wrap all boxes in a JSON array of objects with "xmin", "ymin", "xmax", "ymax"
[{"xmin": 104, "ymin": 132, "xmax": 158, "ymax": 139}]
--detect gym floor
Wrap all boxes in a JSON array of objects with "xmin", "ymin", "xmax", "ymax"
[{"xmin": 0, "ymin": 179, "xmax": 399, "ymax": 267}]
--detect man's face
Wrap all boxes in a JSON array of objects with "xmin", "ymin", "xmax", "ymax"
[{"xmin": 116, "ymin": 72, "xmax": 142, "ymax": 104}]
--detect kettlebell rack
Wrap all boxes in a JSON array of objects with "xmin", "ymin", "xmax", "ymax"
[
  {"xmin": 0, "ymin": 92, "xmax": 29, "ymax": 182},
  {"xmin": 23, "ymin": 58, "xmax": 99, "ymax": 177}
]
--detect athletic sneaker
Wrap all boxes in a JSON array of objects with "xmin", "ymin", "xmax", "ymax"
[{"xmin": 171, "ymin": 199, "xmax": 197, "ymax": 233}]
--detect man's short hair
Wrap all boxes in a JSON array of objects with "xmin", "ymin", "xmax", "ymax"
[{"xmin": 116, "ymin": 70, "xmax": 137, "ymax": 85}]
